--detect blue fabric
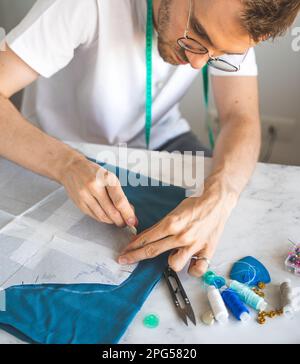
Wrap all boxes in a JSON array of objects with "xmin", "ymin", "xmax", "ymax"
[{"xmin": 0, "ymin": 163, "xmax": 186, "ymax": 344}]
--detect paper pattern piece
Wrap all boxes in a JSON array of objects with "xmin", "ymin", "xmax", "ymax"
[{"xmin": 0, "ymin": 160, "xmax": 136, "ymax": 288}]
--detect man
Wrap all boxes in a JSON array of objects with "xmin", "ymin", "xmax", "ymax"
[{"xmin": 0, "ymin": 0, "xmax": 299, "ymax": 277}]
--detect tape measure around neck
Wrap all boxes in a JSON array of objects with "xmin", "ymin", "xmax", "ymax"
[
  {"xmin": 146, "ymin": 0, "xmax": 214, "ymax": 150},
  {"xmin": 202, "ymin": 65, "xmax": 215, "ymax": 150},
  {"xmin": 145, "ymin": 0, "xmax": 153, "ymax": 149}
]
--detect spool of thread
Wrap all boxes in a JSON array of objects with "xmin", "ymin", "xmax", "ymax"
[
  {"xmin": 220, "ymin": 287, "xmax": 250, "ymax": 322},
  {"xmin": 202, "ymin": 270, "xmax": 226, "ymax": 289},
  {"xmin": 229, "ymin": 280, "xmax": 268, "ymax": 312},
  {"xmin": 207, "ymin": 286, "xmax": 229, "ymax": 324},
  {"xmin": 280, "ymin": 279, "xmax": 295, "ymax": 318}
]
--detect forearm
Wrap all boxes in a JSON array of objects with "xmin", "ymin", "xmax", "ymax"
[
  {"xmin": 208, "ymin": 115, "xmax": 261, "ymax": 202},
  {"xmin": 0, "ymin": 94, "xmax": 84, "ymax": 183}
]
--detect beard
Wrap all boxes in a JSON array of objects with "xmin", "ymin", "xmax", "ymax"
[{"xmin": 156, "ymin": 0, "xmax": 189, "ymax": 65}]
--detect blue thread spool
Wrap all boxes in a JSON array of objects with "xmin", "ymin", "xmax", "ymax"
[
  {"xmin": 220, "ymin": 287, "xmax": 250, "ymax": 322},
  {"xmin": 229, "ymin": 280, "xmax": 268, "ymax": 312}
]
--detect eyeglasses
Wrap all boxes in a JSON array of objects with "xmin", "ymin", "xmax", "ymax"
[{"xmin": 177, "ymin": 0, "xmax": 248, "ymax": 72}]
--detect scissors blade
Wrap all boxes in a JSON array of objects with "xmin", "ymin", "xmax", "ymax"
[
  {"xmin": 164, "ymin": 267, "xmax": 196, "ymax": 326},
  {"xmin": 185, "ymin": 304, "xmax": 197, "ymax": 326},
  {"xmin": 177, "ymin": 306, "xmax": 189, "ymax": 326}
]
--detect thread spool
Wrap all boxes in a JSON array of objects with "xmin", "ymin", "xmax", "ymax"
[
  {"xmin": 207, "ymin": 286, "xmax": 229, "ymax": 324},
  {"xmin": 220, "ymin": 287, "xmax": 250, "ymax": 322},
  {"xmin": 202, "ymin": 271, "xmax": 226, "ymax": 289},
  {"xmin": 280, "ymin": 279, "xmax": 296, "ymax": 318},
  {"xmin": 229, "ymin": 280, "xmax": 268, "ymax": 312}
]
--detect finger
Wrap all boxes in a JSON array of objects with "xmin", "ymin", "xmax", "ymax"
[
  {"xmin": 82, "ymin": 201, "xmax": 113, "ymax": 225},
  {"xmin": 92, "ymin": 189, "xmax": 126, "ymax": 227},
  {"xmin": 121, "ymin": 220, "xmax": 171, "ymax": 254},
  {"xmin": 130, "ymin": 204, "xmax": 139, "ymax": 227},
  {"xmin": 120, "ymin": 221, "xmax": 162, "ymax": 255},
  {"xmin": 168, "ymin": 247, "xmax": 195, "ymax": 272},
  {"xmin": 188, "ymin": 243, "xmax": 216, "ymax": 278},
  {"xmin": 118, "ymin": 235, "xmax": 182, "ymax": 265},
  {"xmin": 106, "ymin": 177, "xmax": 136, "ymax": 227}
]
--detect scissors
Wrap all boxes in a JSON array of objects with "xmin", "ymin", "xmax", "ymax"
[{"xmin": 163, "ymin": 266, "xmax": 196, "ymax": 326}]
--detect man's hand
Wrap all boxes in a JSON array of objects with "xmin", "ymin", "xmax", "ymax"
[
  {"xmin": 118, "ymin": 172, "xmax": 238, "ymax": 277},
  {"xmin": 61, "ymin": 156, "xmax": 137, "ymax": 228}
]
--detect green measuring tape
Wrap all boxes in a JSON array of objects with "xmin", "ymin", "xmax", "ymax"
[
  {"xmin": 145, "ymin": 0, "xmax": 153, "ymax": 149},
  {"xmin": 202, "ymin": 65, "xmax": 215, "ymax": 149},
  {"xmin": 145, "ymin": 0, "xmax": 215, "ymax": 150}
]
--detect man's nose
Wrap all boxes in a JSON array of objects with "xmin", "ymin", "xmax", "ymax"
[{"xmin": 185, "ymin": 51, "xmax": 209, "ymax": 69}]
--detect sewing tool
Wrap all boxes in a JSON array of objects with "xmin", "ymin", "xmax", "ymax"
[
  {"xmin": 285, "ymin": 242, "xmax": 300, "ymax": 277},
  {"xmin": 127, "ymin": 225, "xmax": 138, "ymax": 236},
  {"xmin": 202, "ymin": 271, "xmax": 226, "ymax": 289},
  {"xmin": 145, "ymin": 0, "xmax": 153, "ymax": 148},
  {"xmin": 164, "ymin": 267, "xmax": 196, "ymax": 326},
  {"xmin": 143, "ymin": 313, "xmax": 160, "ymax": 329},
  {"xmin": 230, "ymin": 256, "xmax": 271, "ymax": 286},
  {"xmin": 207, "ymin": 286, "xmax": 229, "ymax": 324},
  {"xmin": 220, "ymin": 287, "xmax": 250, "ymax": 322},
  {"xmin": 229, "ymin": 280, "xmax": 268, "ymax": 312}
]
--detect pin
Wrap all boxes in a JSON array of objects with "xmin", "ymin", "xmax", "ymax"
[{"xmin": 127, "ymin": 225, "xmax": 137, "ymax": 236}]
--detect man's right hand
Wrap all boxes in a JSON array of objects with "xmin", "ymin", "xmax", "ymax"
[
  {"xmin": 0, "ymin": 45, "xmax": 137, "ymax": 229},
  {"xmin": 60, "ymin": 156, "xmax": 137, "ymax": 228}
]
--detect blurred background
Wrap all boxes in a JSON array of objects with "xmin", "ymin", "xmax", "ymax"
[{"xmin": 0, "ymin": 0, "xmax": 300, "ymax": 166}]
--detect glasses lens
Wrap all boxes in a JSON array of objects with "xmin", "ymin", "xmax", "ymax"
[
  {"xmin": 177, "ymin": 38, "xmax": 208, "ymax": 54},
  {"xmin": 208, "ymin": 59, "xmax": 239, "ymax": 72}
]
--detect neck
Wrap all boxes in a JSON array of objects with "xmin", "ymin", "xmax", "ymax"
[{"xmin": 152, "ymin": 0, "xmax": 161, "ymax": 32}]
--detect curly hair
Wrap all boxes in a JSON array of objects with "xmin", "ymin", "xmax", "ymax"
[{"xmin": 241, "ymin": 0, "xmax": 300, "ymax": 41}]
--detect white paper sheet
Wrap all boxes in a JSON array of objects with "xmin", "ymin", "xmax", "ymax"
[{"xmin": 0, "ymin": 160, "xmax": 137, "ymax": 288}]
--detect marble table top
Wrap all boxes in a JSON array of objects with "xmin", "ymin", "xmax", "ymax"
[{"xmin": 0, "ymin": 143, "xmax": 300, "ymax": 344}]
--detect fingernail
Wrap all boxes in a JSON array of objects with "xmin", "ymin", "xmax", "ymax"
[
  {"xmin": 118, "ymin": 256, "xmax": 128, "ymax": 265},
  {"xmin": 127, "ymin": 218, "xmax": 136, "ymax": 227}
]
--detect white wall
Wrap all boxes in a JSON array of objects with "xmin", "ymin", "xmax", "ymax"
[
  {"xmin": 1, "ymin": 1, "xmax": 300, "ymax": 165},
  {"xmin": 181, "ymin": 16, "xmax": 300, "ymax": 166},
  {"xmin": 0, "ymin": 0, "xmax": 35, "ymax": 31}
]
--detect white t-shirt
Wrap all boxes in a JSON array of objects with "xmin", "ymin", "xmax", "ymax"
[{"xmin": 6, "ymin": 0, "xmax": 258, "ymax": 149}]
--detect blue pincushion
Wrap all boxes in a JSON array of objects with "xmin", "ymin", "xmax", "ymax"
[{"xmin": 230, "ymin": 256, "xmax": 271, "ymax": 286}]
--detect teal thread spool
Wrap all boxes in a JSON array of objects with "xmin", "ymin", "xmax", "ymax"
[
  {"xmin": 229, "ymin": 280, "xmax": 267, "ymax": 311},
  {"xmin": 143, "ymin": 314, "xmax": 160, "ymax": 329},
  {"xmin": 202, "ymin": 271, "xmax": 226, "ymax": 289}
]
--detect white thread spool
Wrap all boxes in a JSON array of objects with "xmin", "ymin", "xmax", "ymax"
[
  {"xmin": 280, "ymin": 279, "xmax": 294, "ymax": 318},
  {"xmin": 280, "ymin": 279, "xmax": 300, "ymax": 318},
  {"xmin": 207, "ymin": 286, "xmax": 229, "ymax": 324}
]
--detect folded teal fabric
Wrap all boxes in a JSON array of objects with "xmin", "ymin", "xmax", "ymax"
[{"xmin": 0, "ymin": 163, "xmax": 186, "ymax": 343}]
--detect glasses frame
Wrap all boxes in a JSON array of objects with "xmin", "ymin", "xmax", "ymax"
[{"xmin": 177, "ymin": 0, "xmax": 248, "ymax": 72}]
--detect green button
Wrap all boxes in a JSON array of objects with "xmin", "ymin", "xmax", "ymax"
[{"xmin": 143, "ymin": 314, "xmax": 160, "ymax": 329}]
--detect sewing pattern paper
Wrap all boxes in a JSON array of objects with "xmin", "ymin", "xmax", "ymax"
[{"xmin": 0, "ymin": 186, "xmax": 137, "ymax": 288}]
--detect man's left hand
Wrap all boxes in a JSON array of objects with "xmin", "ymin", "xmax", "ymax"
[{"xmin": 118, "ymin": 174, "xmax": 238, "ymax": 277}]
